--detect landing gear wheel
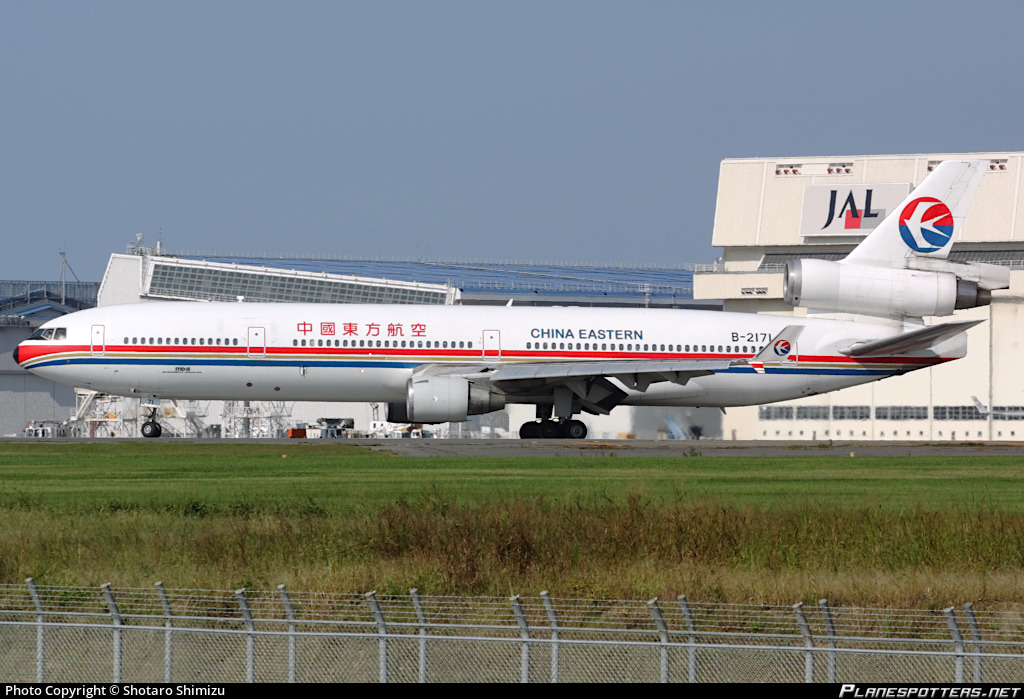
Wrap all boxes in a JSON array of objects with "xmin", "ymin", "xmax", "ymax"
[
  {"xmin": 519, "ymin": 421, "xmax": 541, "ymax": 439},
  {"xmin": 141, "ymin": 421, "xmax": 163, "ymax": 439},
  {"xmin": 564, "ymin": 420, "xmax": 587, "ymax": 439},
  {"xmin": 539, "ymin": 420, "xmax": 561, "ymax": 438}
]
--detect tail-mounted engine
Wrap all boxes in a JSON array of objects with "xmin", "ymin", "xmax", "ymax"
[
  {"xmin": 387, "ymin": 375, "xmax": 506, "ymax": 424},
  {"xmin": 783, "ymin": 259, "xmax": 1004, "ymax": 318}
]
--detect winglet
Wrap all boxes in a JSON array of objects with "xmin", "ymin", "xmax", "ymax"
[
  {"xmin": 747, "ymin": 325, "xmax": 805, "ymax": 373},
  {"xmin": 971, "ymin": 396, "xmax": 990, "ymax": 416}
]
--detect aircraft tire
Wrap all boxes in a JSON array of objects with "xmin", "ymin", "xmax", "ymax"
[
  {"xmin": 141, "ymin": 421, "xmax": 162, "ymax": 439},
  {"xmin": 519, "ymin": 421, "xmax": 541, "ymax": 439},
  {"xmin": 564, "ymin": 420, "xmax": 587, "ymax": 439},
  {"xmin": 539, "ymin": 420, "xmax": 561, "ymax": 438}
]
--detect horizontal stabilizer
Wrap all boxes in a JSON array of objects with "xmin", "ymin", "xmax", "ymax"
[{"xmin": 840, "ymin": 320, "xmax": 983, "ymax": 357}]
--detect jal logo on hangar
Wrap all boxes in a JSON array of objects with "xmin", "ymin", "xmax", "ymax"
[{"xmin": 799, "ymin": 183, "xmax": 910, "ymax": 237}]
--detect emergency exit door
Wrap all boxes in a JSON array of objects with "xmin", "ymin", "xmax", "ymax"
[{"xmin": 482, "ymin": 330, "xmax": 501, "ymax": 358}]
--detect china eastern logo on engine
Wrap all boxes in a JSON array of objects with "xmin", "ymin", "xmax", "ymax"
[{"xmin": 531, "ymin": 328, "xmax": 644, "ymax": 340}]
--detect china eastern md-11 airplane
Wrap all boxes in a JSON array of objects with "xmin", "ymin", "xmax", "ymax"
[{"xmin": 14, "ymin": 161, "xmax": 1010, "ymax": 438}]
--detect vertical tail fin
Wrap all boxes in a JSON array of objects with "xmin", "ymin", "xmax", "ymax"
[{"xmin": 843, "ymin": 160, "xmax": 986, "ymax": 268}]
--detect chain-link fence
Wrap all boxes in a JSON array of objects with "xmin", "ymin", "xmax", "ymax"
[{"xmin": 1, "ymin": 580, "xmax": 1022, "ymax": 683}]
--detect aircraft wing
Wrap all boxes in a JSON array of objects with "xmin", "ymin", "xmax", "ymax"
[
  {"xmin": 839, "ymin": 320, "xmax": 983, "ymax": 357},
  {"xmin": 487, "ymin": 358, "xmax": 733, "ymax": 388},
  {"xmin": 415, "ymin": 357, "xmax": 733, "ymax": 416},
  {"xmin": 484, "ymin": 357, "xmax": 733, "ymax": 415}
]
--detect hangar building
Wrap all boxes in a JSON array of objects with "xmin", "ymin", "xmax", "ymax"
[{"xmin": 695, "ymin": 151, "xmax": 1024, "ymax": 441}]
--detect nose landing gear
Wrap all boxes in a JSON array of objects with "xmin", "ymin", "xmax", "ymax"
[{"xmin": 141, "ymin": 408, "xmax": 163, "ymax": 438}]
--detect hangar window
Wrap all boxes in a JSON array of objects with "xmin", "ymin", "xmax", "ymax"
[
  {"xmin": 876, "ymin": 406, "xmax": 928, "ymax": 420},
  {"xmin": 994, "ymin": 407, "xmax": 1024, "ymax": 421},
  {"xmin": 933, "ymin": 405, "xmax": 984, "ymax": 420},
  {"xmin": 758, "ymin": 406, "xmax": 793, "ymax": 420},
  {"xmin": 833, "ymin": 406, "xmax": 870, "ymax": 420},
  {"xmin": 796, "ymin": 406, "xmax": 830, "ymax": 420}
]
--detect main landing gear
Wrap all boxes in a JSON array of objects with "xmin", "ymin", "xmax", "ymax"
[
  {"xmin": 519, "ymin": 418, "xmax": 588, "ymax": 440},
  {"xmin": 141, "ymin": 408, "xmax": 163, "ymax": 439}
]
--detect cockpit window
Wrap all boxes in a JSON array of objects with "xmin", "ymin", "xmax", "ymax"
[{"xmin": 28, "ymin": 328, "xmax": 66, "ymax": 341}]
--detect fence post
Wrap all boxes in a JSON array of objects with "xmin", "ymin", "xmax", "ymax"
[
  {"xmin": 793, "ymin": 602, "xmax": 814, "ymax": 683},
  {"xmin": 963, "ymin": 602, "xmax": 983, "ymax": 683},
  {"xmin": 648, "ymin": 598, "xmax": 670, "ymax": 683},
  {"xmin": 410, "ymin": 589, "xmax": 428, "ymax": 683},
  {"xmin": 101, "ymin": 583, "xmax": 123, "ymax": 683},
  {"xmin": 235, "ymin": 589, "xmax": 255, "ymax": 683},
  {"xmin": 678, "ymin": 595, "xmax": 697, "ymax": 683},
  {"xmin": 366, "ymin": 591, "xmax": 388, "ymax": 683},
  {"xmin": 26, "ymin": 578, "xmax": 44, "ymax": 683},
  {"xmin": 155, "ymin": 582, "xmax": 173, "ymax": 683},
  {"xmin": 944, "ymin": 607, "xmax": 964, "ymax": 683},
  {"xmin": 278, "ymin": 585, "xmax": 296, "ymax": 683},
  {"xmin": 511, "ymin": 595, "xmax": 530, "ymax": 683},
  {"xmin": 540, "ymin": 591, "xmax": 560, "ymax": 683},
  {"xmin": 819, "ymin": 599, "xmax": 837, "ymax": 683}
]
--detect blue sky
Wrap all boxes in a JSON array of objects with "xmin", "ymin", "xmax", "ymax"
[{"xmin": 2, "ymin": 1, "xmax": 1022, "ymax": 281}]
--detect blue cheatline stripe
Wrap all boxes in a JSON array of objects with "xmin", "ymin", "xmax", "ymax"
[
  {"xmin": 28, "ymin": 356, "xmax": 913, "ymax": 377},
  {"xmin": 721, "ymin": 365, "xmax": 909, "ymax": 375},
  {"xmin": 28, "ymin": 357, "xmax": 423, "ymax": 370}
]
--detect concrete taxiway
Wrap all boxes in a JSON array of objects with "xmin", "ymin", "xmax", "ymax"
[{"xmin": 5, "ymin": 437, "xmax": 1024, "ymax": 458}]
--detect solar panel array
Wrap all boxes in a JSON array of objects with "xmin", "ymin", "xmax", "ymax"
[{"xmin": 182, "ymin": 255, "xmax": 696, "ymax": 300}]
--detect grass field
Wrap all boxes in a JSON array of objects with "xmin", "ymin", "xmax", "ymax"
[{"xmin": 1, "ymin": 441, "xmax": 1023, "ymax": 608}]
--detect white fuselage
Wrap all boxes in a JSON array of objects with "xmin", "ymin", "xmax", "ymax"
[{"xmin": 16, "ymin": 302, "xmax": 961, "ymax": 410}]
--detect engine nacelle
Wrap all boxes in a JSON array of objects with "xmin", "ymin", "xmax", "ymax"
[
  {"xmin": 783, "ymin": 259, "xmax": 990, "ymax": 318},
  {"xmin": 386, "ymin": 375, "xmax": 506, "ymax": 424}
]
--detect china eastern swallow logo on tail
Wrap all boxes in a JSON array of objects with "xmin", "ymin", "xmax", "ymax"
[
  {"xmin": 773, "ymin": 340, "xmax": 791, "ymax": 357},
  {"xmin": 898, "ymin": 197, "xmax": 954, "ymax": 253}
]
